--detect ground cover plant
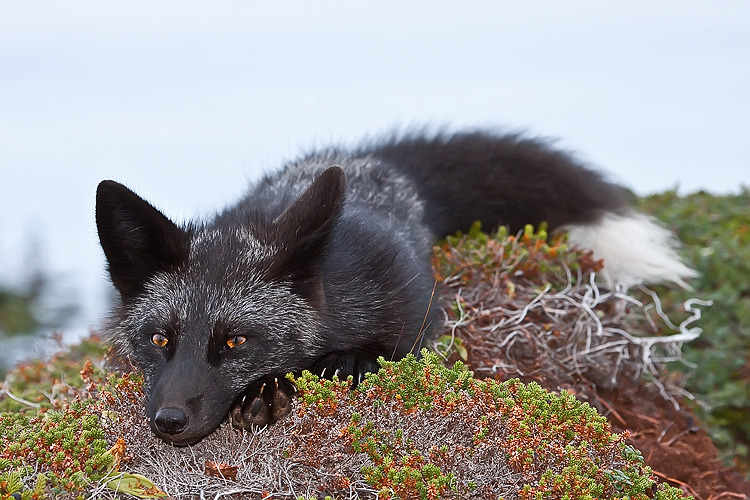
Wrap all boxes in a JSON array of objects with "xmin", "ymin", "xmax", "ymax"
[
  {"xmin": 639, "ymin": 189, "xmax": 750, "ymax": 474},
  {"xmin": 0, "ymin": 348, "xmax": 687, "ymax": 499},
  {"xmin": 0, "ymin": 205, "xmax": 748, "ymax": 498}
]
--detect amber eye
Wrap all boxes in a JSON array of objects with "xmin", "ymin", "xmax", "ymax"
[
  {"xmin": 226, "ymin": 335, "xmax": 247, "ymax": 349},
  {"xmin": 151, "ymin": 333, "xmax": 169, "ymax": 348}
]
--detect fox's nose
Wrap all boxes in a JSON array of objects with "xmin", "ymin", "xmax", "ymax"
[{"xmin": 154, "ymin": 408, "xmax": 189, "ymax": 435}]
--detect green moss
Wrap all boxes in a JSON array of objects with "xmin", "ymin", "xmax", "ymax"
[
  {"xmin": 292, "ymin": 351, "xmax": 690, "ymax": 499},
  {"xmin": 435, "ymin": 222, "xmax": 601, "ymax": 291},
  {"xmin": 0, "ymin": 367, "xmax": 151, "ymax": 499},
  {"xmin": 0, "ymin": 400, "xmax": 114, "ymax": 497}
]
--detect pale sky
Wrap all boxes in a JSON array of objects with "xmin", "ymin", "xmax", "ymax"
[{"xmin": 1, "ymin": 1, "xmax": 748, "ymax": 342}]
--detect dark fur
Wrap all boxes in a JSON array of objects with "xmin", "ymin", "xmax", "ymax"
[{"xmin": 97, "ymin": 131, "xmax": 630, "ymax": 445}]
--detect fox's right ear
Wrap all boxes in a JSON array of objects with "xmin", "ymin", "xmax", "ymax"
[{"xmin": 96, "ymin": 181, "xmax": 190, "ymax": 301}]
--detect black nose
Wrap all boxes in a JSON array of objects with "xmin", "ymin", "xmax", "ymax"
[{"xmin": 154, "ymin": 408, "xmax": 189, "ymax": 435}]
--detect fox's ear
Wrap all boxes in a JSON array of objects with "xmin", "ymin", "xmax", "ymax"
[
  {"xmin": 96, "ymin": 181, "xmax": 190, "ymax": 301},
  {"xmin": 270, "ymin": 166, "xmax": 346, "ymax": 298},
  {"xmin": 272, "ymin": 166, "xmax": 346, "ymax": 249}
]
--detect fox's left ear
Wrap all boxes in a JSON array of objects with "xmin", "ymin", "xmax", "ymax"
[
  {"xmin": 270, "ymin": 166, "xmax": 346, "ymax": 299},
  {"xmin": 96, "ymin": 181, "xmax": 190, "ymax": 301}
]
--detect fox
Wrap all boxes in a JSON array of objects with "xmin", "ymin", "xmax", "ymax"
[{"xmin": 96, "ymin": 131, "xmax": 696, "ymax": 445}]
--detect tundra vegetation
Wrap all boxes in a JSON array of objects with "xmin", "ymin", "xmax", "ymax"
[{"xmin": 0, "ymin": 188, "xmax": 748, "ymax": 499}]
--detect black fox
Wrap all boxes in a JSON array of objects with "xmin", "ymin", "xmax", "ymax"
[{"xmin": 96, "ymin": 131, "xmax": 695, "ymax": 445}]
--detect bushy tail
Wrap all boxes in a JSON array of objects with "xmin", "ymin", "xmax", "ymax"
[
  {"xmin": 564, "ymin": 212, "xmax": 698, "ymax": 288},
  {"xmin": 363, "ymin": 131, "xmax": 697, "ymax": 287}
]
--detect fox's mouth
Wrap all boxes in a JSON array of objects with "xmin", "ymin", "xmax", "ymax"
[
  {"xmin": 149, "ymin": 415, "xmax": 213, "ymax": 446},
  {"xmin": 148, "ymin": 401, "xmax": 234, "ymax": 447},
  {"xmin": 148, "ymin": 375, "xmax": 296, "ymax": 446}
]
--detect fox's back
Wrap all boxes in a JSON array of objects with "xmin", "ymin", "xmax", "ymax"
[{"xmin": 219, "ymin": 150, "xmax": 432, "ymax": 253}]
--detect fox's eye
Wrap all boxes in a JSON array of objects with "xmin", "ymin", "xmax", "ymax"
[
  {"xmin": 151, "ymin": 333, "xmax": 169, "ymax": 348},
  {"xmin": 226, "ymin": 335, "xmax": 247, "ymax": 349}
]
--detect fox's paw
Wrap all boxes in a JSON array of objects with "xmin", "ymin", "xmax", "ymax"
[
  {"xmin": 231, "ymin": 375, "xmax": 295, "ymax": 429},
  {"xmin": 312, "ymin": 352, "xmax": 379, "ymax": 388}
]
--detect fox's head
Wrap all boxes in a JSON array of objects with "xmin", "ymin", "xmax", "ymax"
[{"xmin": 95, "ymin": 167, "xmax": 346, "ymax": 445}]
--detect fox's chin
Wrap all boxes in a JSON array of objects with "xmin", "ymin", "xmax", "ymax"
[{"xmin": 148, "ymin": 410, "xmax": 229, "ymax": 447}]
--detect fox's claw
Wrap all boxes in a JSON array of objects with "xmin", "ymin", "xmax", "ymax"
[
  {"xmin": 312, "ymin": 352, "xmax": 379, "ymax": 388},
  {"xmin": 231, "ymin": 376, "xmax": 294, "ymax": 429}
]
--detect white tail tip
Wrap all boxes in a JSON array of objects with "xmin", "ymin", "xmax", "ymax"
[{"xmin": 565, "ymin": 212, "xmax": 698, "ymax": 288}]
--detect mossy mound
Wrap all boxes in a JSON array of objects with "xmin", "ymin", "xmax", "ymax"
[
  {"xmin": 289, "ymin": 351, "xmax": 687, "ymax": 499},
  {"xmin": 0, "ymin": 350, "xmax": 688, "ymax": 499}
]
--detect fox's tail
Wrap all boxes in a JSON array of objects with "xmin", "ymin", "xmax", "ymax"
[{"xmin": 363, "ymin": 131, "xmax": 697, "ymax": 287}]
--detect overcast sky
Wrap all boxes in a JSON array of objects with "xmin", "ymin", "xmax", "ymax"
[{"xmin": 1, "ymin": 1, "xmax": 748, "ymax": 340}]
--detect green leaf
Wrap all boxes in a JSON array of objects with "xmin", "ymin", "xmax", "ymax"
[{"xmin": 105, "ymin": 472, "xmax": 170, "ymax": 498}]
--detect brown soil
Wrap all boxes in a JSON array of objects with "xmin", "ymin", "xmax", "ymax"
[
  {"xmin": 453, "ymin": 355, "xmax": 750, "ymax": 499},
  {"xmin": 595, "ymin": 379, "xmax": 749, "ymax": 500}
]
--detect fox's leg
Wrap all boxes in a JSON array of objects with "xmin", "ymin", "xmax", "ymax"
[
  {"xmin": 230, "ymin": 375, "xmax": 295, "ymax": 429},
  {"xmin": 311, "ymin": 351, "xmax": 380, "ymax": 388}
]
